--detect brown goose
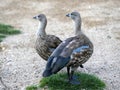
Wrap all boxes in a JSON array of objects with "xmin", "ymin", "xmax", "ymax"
[
  {"xmin": 33, "ymin": 14, "xmax": 62, "ymax": 61},
  {"xmin": 43, "ymin": 12, "xmax": 93, "ymax": 84}
]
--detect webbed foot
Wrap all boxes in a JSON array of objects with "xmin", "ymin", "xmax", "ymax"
[
  {"xmin": 69, "ymin": 79, "xmax": 80, "ymax": 85},
  {"xmin": 72, "ymin": 75, "xmax": 78, "ymax": 79}
]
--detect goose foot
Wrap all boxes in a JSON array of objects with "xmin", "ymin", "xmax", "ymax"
[
  {"xmin": 72, "ymin": 75, "xmax": 78, "ymax": 79},
  {"xmin": 64, "ymin": 78, "xmax": 80, "ymax": 85},
  {"xmin": 69, "ymin": 79, "xmax": 80, "ymax": 85},
  {"xmin": 67, "ymin": 66, "xmax": 80, "ymax": 85}
]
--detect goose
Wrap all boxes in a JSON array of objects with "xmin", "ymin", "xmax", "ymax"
[
  {"xmin": 43, "ymin": 12, "xmax": 93, "ymax": 84},
  {"xmin": 33, "ymin": 14, "xmax": 62, "ymax": 61}
]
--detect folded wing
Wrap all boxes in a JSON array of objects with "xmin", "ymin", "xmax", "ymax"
[{"xmin": 43, "ymin": 36, "xmax": 92, "ymax": 77}]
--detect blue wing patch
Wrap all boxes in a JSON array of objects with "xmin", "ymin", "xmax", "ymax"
[{"xmin": 73, "ymin": 45, "xmax": 89, "ymax": 53}]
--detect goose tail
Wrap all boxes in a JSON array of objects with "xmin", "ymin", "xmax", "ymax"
[{"xmin": 43, "ymin": 69, "xmax": 52, "ymax": 77}]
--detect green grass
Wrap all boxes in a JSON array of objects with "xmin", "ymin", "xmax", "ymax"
[
  {"xmin": 0, "ymin": 34, "xmax": 6, "ymax": 42},
  {"xmin": 0, "ymin": 23, "xmax": 21, "ymax": 42},
  {"xmin": 0, "ymin": 34, "xmax": 6, "ymax": 38},
  {"xmin": 26, "ymin": 85, "xmax": 38, "ymax": 90},
  {"xmin": 26, "ymin": 72, "xmax": 106, "ymax": 90},
  {"xmin": 0, "ymin": 24, "xmax": 21, "ymax": 35}
]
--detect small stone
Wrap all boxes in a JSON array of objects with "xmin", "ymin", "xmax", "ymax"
[{"xmin": 107, "ymin": 35, "xmax": 111, "ymax": 39}]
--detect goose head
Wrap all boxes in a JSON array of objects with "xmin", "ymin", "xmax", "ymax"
[
  {"xmin": 66, "ymin": 11, "xmax": 81, "ymax": 22},
  {"xmin": 66, "ymin": 11, "xmax": 82, "ymax": 35},
  {"xmin": 33, "ymin": 14, "xmax": 47, "ymax": 22},
  {"xmin": 33, "ymin": 14, "xmax": 47, "ymax": 36}
]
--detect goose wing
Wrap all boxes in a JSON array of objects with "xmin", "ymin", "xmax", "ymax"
[
  {"xmin": 45, "ymin": 35, "xmax": 62, "ymax": 52},
  {"xmin": 43, "ymin": 36, "xmax": 87, "ymax": 76},
  {"xmin": 43, "ymin": 36, "xmax": 93, "ymax": 77},
  {"xmin": 43, "ymin": 37, "xmax": 74, "ymax": 77},
  {"xmin": 35, "ymin": 35, "xmax": 62, "ymax": 60},
  {"xmin": 51, "ymin": 38, "xmax": 90, "ymax": 73}
]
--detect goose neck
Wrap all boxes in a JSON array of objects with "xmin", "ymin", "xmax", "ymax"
[
  {"xmin": 37, "ymin": 20, "xmax": 47, "ymax": 36},
  {"xmin": 74, "ymin": 20, "xmax": 82, "ymax": 36}
]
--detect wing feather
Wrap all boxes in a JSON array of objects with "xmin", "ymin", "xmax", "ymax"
[{"xmin": 43, "ymin": 35, "xmax": 93, "ymax": 77}]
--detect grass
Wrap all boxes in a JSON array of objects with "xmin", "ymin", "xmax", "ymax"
[
  {"xmin": 0, "ymin": 34, "xmax": 6, "ymax": 42},
  {"xmin": 26, "ymin": 85, "xmax": 38, "ymax": 90},
  {"xmin": 0, "ymin": 23, "xmax": 21, "ymax": 42},
  {"xmin": 26, "ymin": 72, "xmax": 106, "ymax": 90}
]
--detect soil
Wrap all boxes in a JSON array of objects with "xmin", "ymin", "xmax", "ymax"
[{"xmin": 0, "ymin": 0, "xmax": 120, "ymax": 90}]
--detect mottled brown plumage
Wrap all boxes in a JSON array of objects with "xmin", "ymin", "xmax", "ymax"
[
  {"xmin": 64, "ymin": 34, "xmax": 93, "ymax": 68},
  {"xmin": 35, "ymin": 35, "xmax": 61, "ymax": 60},
  {"xmin": 43, "ymin": 12, "xmax": 93, "ymax": 85},
  {"xmin": 33, "ymin": 14, "xmax": 62, "ymax": 61}
]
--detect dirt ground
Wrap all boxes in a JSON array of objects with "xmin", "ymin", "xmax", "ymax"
[{"xmin": 0, "ymin": 0, "xmax": 120, "ymax": 90}]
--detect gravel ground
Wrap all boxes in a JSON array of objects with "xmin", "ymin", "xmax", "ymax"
[{"xmin": 0, "ymin": 0, "xmax": 120, "ymax": 90}]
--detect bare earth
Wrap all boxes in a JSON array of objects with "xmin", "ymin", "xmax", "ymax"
[{"xmin": 0, "ymin": 0, "xmax": 120, "ymax": 90}]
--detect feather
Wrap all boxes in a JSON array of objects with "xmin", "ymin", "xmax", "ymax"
[
  {"xmin": 43, "ymin": 56, "xmax": 70, "ymax": 77},
  {"xmin": 43, "ymin": 37, "xmax": 74, "ymax": 77},
  {"xmin": 34, "ymin": 14, "xmax": 62, "ymax": 61},
  {"xmin": 43, "ymin": 12, "xmax": 94, "ymax": 79},
  {"xmin": 43, "ymin": 35, "xmax": 93, "ymax": 77},
  {"xmin": 73, "ymin": 46, "xmax": 89, "ymax": 53},
  {"xmin": 35, "ymin": 35, "xmax": 62, "ymax": 60}
]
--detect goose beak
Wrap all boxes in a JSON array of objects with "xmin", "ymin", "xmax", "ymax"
[
  {"xmin": 33, "ymin": 16, "xmax": 37, "ymax": 19},
  {"xmin": 66, "ymin": 13, "xmax": 70, "ymax": 17}
]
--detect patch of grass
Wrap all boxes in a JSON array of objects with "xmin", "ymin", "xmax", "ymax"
[
  {"xmin": 26, "ymin": 85, "xmax": 38, "ymax": 90},
  {"xmin": 0, "ymin": 39, "xmax": 2, "ymax": 42},
  {"xmin": 0, "ymin": 23, "xmax": 21, "ymax": 35},
  {"xmin": 0, "ymin": 34, "xmax": 6, "ymax": 38},
  {"xmin": 26, "ymin": 72, "xmax": 106, "ymax": 90},
  {"xmin": 0, "ymin": 34, "xmax": 6, "ymax": 42},
  {"xmin": 0, "ymin": 23, "xmax": 21, "ymax": 42}
]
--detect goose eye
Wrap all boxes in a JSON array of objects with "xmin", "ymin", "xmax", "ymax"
[
  {"xmin": 71, "ymin": 14, "xmax": 76, "ymax": 16},
  {"xmin": 38, "ymin": 16, "xmax": 40, "ymax": 17}
]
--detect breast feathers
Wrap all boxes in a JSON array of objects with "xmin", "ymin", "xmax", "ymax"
[{"xmin": 35, "ymin": 35, "xmax": 62, "ymax": 60}]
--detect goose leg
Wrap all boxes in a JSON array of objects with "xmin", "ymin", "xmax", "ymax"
[
  {"xmin": 67, "ymin": 67, "xmax": 70, "ymax": 78},
  {"xmin": 67, "ymin": 67, "xmax": 77, "ymax": 80},
  {"xmin": 69, "ymin": 70, "xmax": 80, "ymax": 85}
]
